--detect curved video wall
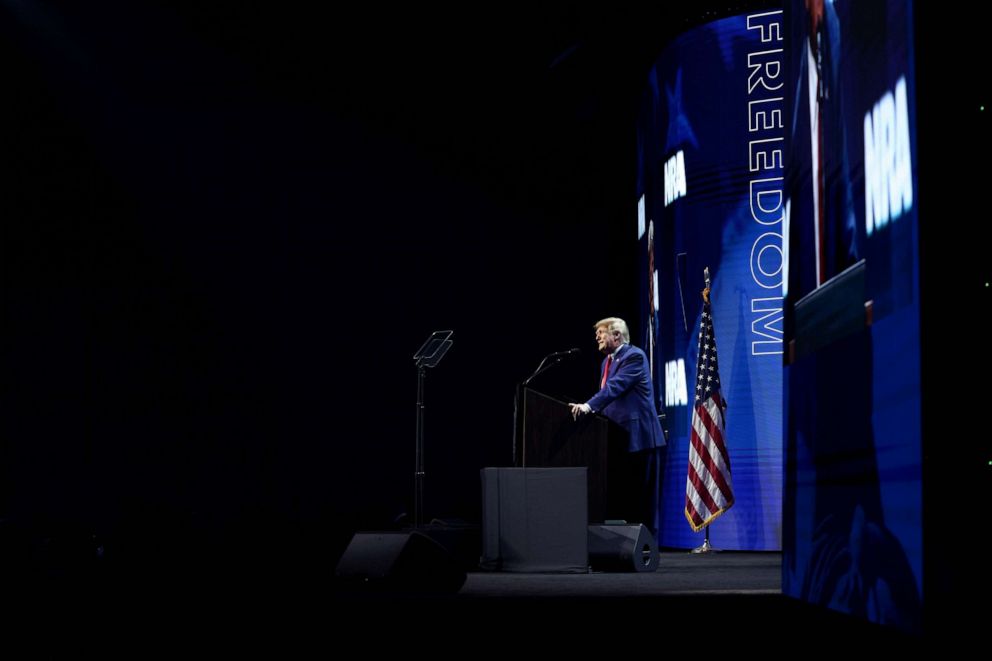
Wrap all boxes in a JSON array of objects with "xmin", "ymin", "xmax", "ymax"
[
  {"xmin": 636, "ymin": 1, "xmax": 922, "ymax": 630},
  {"xmin": 636, "ymin": 10, "xmax": 786, "ymax": 551}
]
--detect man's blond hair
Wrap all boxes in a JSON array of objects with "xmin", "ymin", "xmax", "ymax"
[{"xmin": 594, "ymin": 317, "xmax": 629, "ymax": 343}]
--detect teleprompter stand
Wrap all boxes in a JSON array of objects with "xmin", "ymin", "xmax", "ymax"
[{"xmin": 412, "ymin": 330, "xmax": 453, "ymax": 529}]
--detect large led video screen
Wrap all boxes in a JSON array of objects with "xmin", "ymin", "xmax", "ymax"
[
  {"xmin": 638, "ymin": 0, "xmax": 922, "ymax": 628},
  {"xmin": 781, "ymin": 0, "xmax": 921, "ymax": 631},
  {"xmin": 636, "ymin": 10, "xmax": 786, "ymax": 552}
]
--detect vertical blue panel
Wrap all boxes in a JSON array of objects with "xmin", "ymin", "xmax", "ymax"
[{"xmin": 636, "ymin": 12, "xmax": 786, "ymax": 551}]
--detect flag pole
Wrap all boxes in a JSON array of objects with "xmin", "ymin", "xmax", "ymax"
[
  {"xmin": 690, "ymin": 267, "xmax": 720, "ymax": 554},
  {"xmin": 691, "ymin": 524, "xmax": 717, "ymax": 554}
]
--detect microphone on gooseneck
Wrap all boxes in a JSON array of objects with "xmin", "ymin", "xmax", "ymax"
[{"xmin": 523, "ymin": 348, "xmax": 580, "ymax": 387}]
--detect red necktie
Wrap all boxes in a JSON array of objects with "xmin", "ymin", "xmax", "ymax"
[{"xmin": 600, "ymin": 355, "xmax": 613, "ymax": 389}]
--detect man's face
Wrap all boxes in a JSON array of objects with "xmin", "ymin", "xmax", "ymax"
[{"xmin": 595, "ymin": 326, "xmax": 621, "ymax": 354}]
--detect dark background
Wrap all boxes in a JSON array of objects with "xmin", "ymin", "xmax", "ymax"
[{"xmin": 1, "ymin": 1, "xmax": 985, "ymax": 608}]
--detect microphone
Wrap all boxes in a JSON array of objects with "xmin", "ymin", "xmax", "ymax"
[{"xmin": 522, "ymin": 348, "xmax": 580, "ymax": 387}]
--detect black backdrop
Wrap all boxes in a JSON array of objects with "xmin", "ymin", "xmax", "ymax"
[{"xmin": 2, "ymin": 3, "xmax": 987, "ymax": 622}]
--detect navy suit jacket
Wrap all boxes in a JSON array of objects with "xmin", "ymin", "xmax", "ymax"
[{"xmin": 586, "ymin": 344, "xmax": 666, "ymax": 453}]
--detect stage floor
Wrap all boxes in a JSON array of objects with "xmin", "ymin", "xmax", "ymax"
[
  {"xmin": 332, "ymin": 550, "xmax": 919, "ymax": 648},
  {"xmin": 461, "ymin": 551, "xmax": 781, "ymax": 597}
]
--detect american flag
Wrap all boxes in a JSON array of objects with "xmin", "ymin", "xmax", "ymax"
[{"xmin": 684, "ymin": 290, "xmax": 734, "ymax": 531}]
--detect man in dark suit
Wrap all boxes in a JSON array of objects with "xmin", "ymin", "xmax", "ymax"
[{"xmin": 570, "ymin": 317, "xmax": 666, "ymax": 534}]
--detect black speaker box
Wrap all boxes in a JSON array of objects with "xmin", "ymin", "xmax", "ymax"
[
  {"xmin": 480, "ymin": 467, "xmax": 588, "ymax": 572},
  {"xmin": 334, "ymin": 531, "xmax": 467, "ymax": 593},
  {"xmin": 587, "ymin": 524, "xmax": 659, "ymax": 573}
]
